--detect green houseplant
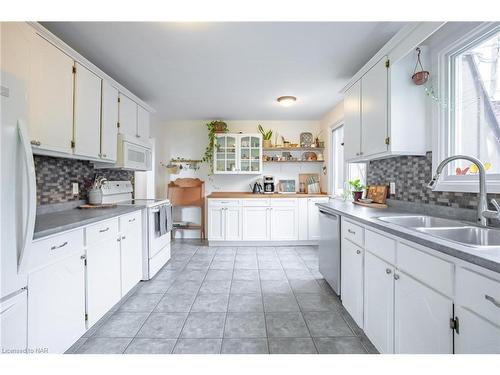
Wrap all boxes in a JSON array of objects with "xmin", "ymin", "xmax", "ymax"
[
  {"xmin": 258, "ymin": 124, "xmax": 273, "ymax": 148},
  {"xmin": 202, "ymin": 120, "xmax": 228, "ymax": 173},
  {"xmin": 348, "ymin": 179, "xmax": 365, "ymax": 201}
]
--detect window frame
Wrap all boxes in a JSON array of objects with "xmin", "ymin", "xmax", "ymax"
[{"xmin": 433, "ymin": 22, "xmax": 500, "ymax": 193}]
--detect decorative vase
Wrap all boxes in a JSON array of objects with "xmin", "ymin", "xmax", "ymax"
[
  {"xmin": 213, "ymin": 121, "xmax": 228, "ymax": 133},
  {"xmin": 353, "ymin": 191, "xmax": 363, "ymax": 201},
  {"xmin": 263, "ymin": 139, "xmax": 272, "ymax": 148}
]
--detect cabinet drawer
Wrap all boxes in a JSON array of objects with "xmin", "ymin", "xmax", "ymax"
[
  {"xmin": 456, "ymin": 267, "xmax": 500, "ymax": 327},
  {"xmin": 397, "ymin": 243, "xmax": 453, "ymax": 297},
  {"xmin": 242, "ymin": 199, "xmax": 270, "ymax": 207},
  {"xmin": 364, "ymin": 229, "xmax": 395, "ymax": 264},
  {"xmin": 208, "ymin": 199, "xmax": 240, "ymax": 206},
  {"xmin": 120, "ymin": 210, "xmax": 142, "ymax": 231},
  {"xmin": 341, "ymin": 219, "xmax": 364, "ymax": 248},
  {"xmin": 86, "ymin": 218, "xmax": 119, "ymax": 246},
  {"xmin": 270, "ymin": 199, "xmax": 298, "ymax": 207},
  {"xmin": 29, "ymin": 229, "xmax": 84, "ymax": 272}
]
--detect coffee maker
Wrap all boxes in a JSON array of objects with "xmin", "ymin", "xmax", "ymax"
[{"xmin": 263, "ymin": 175, "xmax": 275, "ymax": 194}]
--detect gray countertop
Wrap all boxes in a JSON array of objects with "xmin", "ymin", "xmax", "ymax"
[
  {"xmin": 34, "ymin": 205, "xmax": 144, "ymax": 240},
  {"xmin": 317, "ymin": 199, "xmax": 500, "ymax": 274}
]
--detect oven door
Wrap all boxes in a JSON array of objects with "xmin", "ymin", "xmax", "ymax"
[
  {"xmin": 122, "ymin": 141, "xmax": 152, "ymax": 171},
  {"xmin": 148, "ymin": 205, "xmax": 171, "ymax": 257}
]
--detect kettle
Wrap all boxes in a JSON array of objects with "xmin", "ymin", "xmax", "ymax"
[{"xmin": 250, "ymin": 182, "xmax": 263, "ymax": 194}]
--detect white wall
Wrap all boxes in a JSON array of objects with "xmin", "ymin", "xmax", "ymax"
[
  {"xmin": 152, "ymin": 120, "xmax": 323, "ymax": 238},
  {"xmin": 319, "ymin": 102, "xmax": 344, "ymax": 194}
]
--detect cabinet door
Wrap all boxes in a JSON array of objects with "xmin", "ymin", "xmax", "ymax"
[
  {"xmin": 214, "ymin": 135, "xmax": 237, "ymax": 173},
  {"xmin": 361, "ymin": 57, "xmax": 389, "ymax": 157},
  {"xmin": 455, "ymin": 307, "xmax": 500, "ymax": 354},
  {"xmin": 0, "ymin": 291, "xmax": 27, "ymax": 352},
  {"xmin": 86, "ymin": 237, "xmax": 121, "ymax": 327},
  {"xmin": 364, "ymin": 251, "xmax": 394, "ymax": 354},
  {"xmin": 242, "ymin": 207, "xmax": 269, "ymax": 240},
  {"xmin": 73, "ymin": 62, "xmax": 101, "ymax": 159},
  {"xmin": 120, "ymin": 213, "xmax": 143, "ymax": 296},
  {"xmin": 394, "ymin": 271, "xmax": 453, "ymax": 354},
  {"xmin": 343, "ymin": 79, "xmax": 362, "ymax": 160},
  {"xmin": 101, "ymin": 81, "xmax": 119, "ymax": 161},
  {"xmin": 118, "ymin": 93, "xmax": 138, "ymax": 137},
  {"xmin": 307, "ymin": 198, "xmax": 329, "ymax": 240},
  {"xmin": 29, "ymin": 34, "xmax": 74, "ymax": 154},
  {"xmin": 341, "ymin": 239, "xmax": 364, "ymax": 328},
  {"xmin": 239, "ymin": 135, "xmax": 262, "ymax": 173},
  {"xmin": 208, "ymin": 206, "xmax": 225, "ymax": 241},
  {"xmin": 270, "ymin": 207, "xmax": 298, "ymax": 241},
  {"xmin": 28, "ymin": 253, "xmax": 86, "ymax": 353},
  {"xmin": 225, "ymin": 207, "xmax": 242, "ymax": 241},
  {"xmin": 137, "ymin": 105, "xmax": 150, "ymax": 140}
]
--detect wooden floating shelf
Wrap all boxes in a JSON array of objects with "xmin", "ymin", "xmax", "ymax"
[
  {"xmin": 263, "ymin": 160, "xmax": 324, "ymax": 163},
  {"xmin": 263, "ymin": 147, "xmax": 325, "ymax": 152}
]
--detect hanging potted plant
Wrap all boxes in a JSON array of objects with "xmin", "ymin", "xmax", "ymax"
[
  {"xmin": 202, "ymin": 120, "xmax": 229, "ymax": 173},
  {"xmin": 348, "ymin": 179, "xmax": 365, "ymax": 202},
  {"xmin": 258, "ymin": 124, "xmax": 273, "ymax": 148},
  {"xmin": 412, "ymin": 47, "xmax": 429, "ymax": 85}
]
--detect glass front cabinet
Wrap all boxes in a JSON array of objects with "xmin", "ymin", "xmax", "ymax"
[{"xmin": 214, "ymin": 133, "xmax": 262, "ymax": 174}]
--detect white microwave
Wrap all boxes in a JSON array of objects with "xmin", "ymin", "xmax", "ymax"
[{"xmin": 117, "ymin": 134, "xmax": 152, "ymax": 171}]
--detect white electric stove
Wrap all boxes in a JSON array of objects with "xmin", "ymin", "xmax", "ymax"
[{"xmin": 94, "ymin": 181, "xmax": 172, "ymax": 280}]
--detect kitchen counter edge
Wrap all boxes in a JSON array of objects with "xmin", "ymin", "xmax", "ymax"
[{"xmin": 207, "ymin": 192, "xmax": 328, "ymax": 199}]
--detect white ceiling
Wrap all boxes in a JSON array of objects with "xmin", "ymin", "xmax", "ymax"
[{"xmin": 41, "ymin": 22, "xmax": 405, "ymax": 121}]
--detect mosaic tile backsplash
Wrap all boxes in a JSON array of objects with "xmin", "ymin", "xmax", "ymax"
[
  {"xmin": 367, "ymin": 152, "xmax": 500, "ymax": 210},
  {"xmin": 34, "ymin": 155, "xmax": 134, "ymax": 206}
]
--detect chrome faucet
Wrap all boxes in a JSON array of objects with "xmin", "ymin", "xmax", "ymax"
[{"xmin": 427, "ymin": 155, "xmax": 499, "ymax": 227}]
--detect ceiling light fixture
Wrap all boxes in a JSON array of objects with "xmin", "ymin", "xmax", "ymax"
[{"xmin": 277, "ymin": 96, "xmax": 297, "ymax": 107}]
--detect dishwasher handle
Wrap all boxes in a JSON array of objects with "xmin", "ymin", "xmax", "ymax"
[{"xmin": 319, "ymin": 210, "xmax": 338, "ymax": 219}]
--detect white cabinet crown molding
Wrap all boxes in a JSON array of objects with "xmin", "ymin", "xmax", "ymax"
[{"xmin": 27, "ymin": 22, "xmax": 155, "ymax": 114}]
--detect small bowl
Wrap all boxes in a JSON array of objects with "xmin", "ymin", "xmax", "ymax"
[{"xmin": 359, "ymin": 198, "xmax": 373, "ymax": 204}]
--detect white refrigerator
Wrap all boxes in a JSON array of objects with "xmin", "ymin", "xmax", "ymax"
[{"xmin": 1, "ymin": 24, "xmax": 37, "ymax": 353}]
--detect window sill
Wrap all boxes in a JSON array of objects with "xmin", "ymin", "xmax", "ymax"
[{"xmin": 434, "ymin": 179, "xmax": 500, "ymax": 194}]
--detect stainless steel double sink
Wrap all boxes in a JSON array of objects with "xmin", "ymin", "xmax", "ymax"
[{"xmin": 376, "ymin": 215, "xmax": 500, "ymax": 249}]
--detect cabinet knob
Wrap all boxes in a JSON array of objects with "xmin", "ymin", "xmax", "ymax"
[
  {"xmin": 355, "ymin": 152, "xmax": 359, "ymax": 156},
  {"xmin": 385, "ymin": 268, "xmax": 392, "ymax": 274},
  {"xmin": 359, "ymin": 152, "xmax": 364, "ymax": 155},
  {"xmin": 31, "ymin": 140, "xmax": 41, "ymax": 146},
  {"xmin": 394, "ymin": 274, "xmax": 400, "ymax": 280},
  {"xmin": 356, "ymin": 250, "xmax": 361, "ymax": 255},
  {"xmin": 102, "ymin": 154, "xmax": 107, "ymax": 158},
  {"xmin": 122, "ymin": 236, "xmax": 126, "ymax": 240}
]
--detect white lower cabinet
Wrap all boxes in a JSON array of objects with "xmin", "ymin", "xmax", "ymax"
[
  {"xmin": 207, "ymin": 203, "xmax": 242, "ymax": 241},
  {"xmin": 86, "ymin": 230, "xmax": 122, "ymax": 327},
  {"xmin": 363, "ymin": 251, "xmax": 394, "ymax": 354},
  {"xmin": 454, "ymin": 306, "xmax": 500, "ymax": 354},
  {"xmin": 394, "ymin": 271, "xmax": 453, "ymax": 354},
  {"xmin": 119, "ymin": 212, "xmax": 143, "ymax": 297},
  {"xmin": 242, "ymin": 207, "xmax": 269, "ymax": 241},
  {"xmin": 307, "ymin": 197, "xmax": 330, "ymax": 240},
  {"xmin": 340, "ymin": 238, "xmax": 364, "ymax": 328},
  {"xmin": 270, "ymin": 206, "xmax": 298, "ymax": 241},
  {"xmin": 27, "ymin": 253, "xmax": 86, "ymax": 353}
]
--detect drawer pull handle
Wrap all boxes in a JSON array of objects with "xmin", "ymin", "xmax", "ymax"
[
  {"xmin": 99, "ymin": 227, "xmax": 110, "ymax": 233},
  {"xmin": 50, "ymin": 241, "xmax": 68, "ymax": 250},
  {"xmin": 347, "ymin": 229, "xmax": 356, "ymax": 235},
  {"xmin": 385, "ymin": 268, "xmax": 392, "ymax": 274},
  {"xmin": 394, "ymin": 274, "xmax": 400, "ymax": 280},
  {"xmin": 128, "ymin": 218, "xmax": 136, "ymax": 222},
  {"xmin": 485, "ymin": 295, "xmax": 500, "ymax": 308},
  {"xmin": 356, "ymin": 250, "xmax": 361, "ymax": 255}
]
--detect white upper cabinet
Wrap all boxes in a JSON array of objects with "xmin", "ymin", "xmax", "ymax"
[
  {"xmin": 343, "ymin": 79, "xmax": 362, "ymax": 160},
  {"xmin": 137, "ymin": 105, "xmax": 150, "ymax": 140},
  {"xmin": 361, "ymin": 57, "xmax": 389, "ymax": 157},
  {"xmin": 214, "ymin": 134, "xmax": 262, "ymax": 174},
  {"xmin": 100, "ymin": 81, "xmax": 119, "ymax": 162},
  {"xmin": 29, "ymin": 34, "xmax": 74, "ymax": 154},
  {"xmin": 343, "ymin": 50, "xmax": 427, "ymax": 162},
  {"xmin": 73, "ymin": 62, "xmax": 102, "ymax": 159},
  {"xmin": 118, "ymin": 93, "xmax": 138, "ymax": 137}
]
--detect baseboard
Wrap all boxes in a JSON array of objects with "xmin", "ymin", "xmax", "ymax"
[{"xmin": 208, "ymin": 240, "xmax": 319, "ymax": 247}]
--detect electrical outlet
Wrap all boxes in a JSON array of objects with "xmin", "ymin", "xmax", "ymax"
[
  {"xmin": 72, "ymin": 182, "xmax": 79, "ymax": 196},
  {"xmin": 390, "ymin": 182, "xmax": 396, "ymax": 195}
]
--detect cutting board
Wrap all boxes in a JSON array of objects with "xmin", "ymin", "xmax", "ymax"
[
  {"xmin": 299, "ymin": 173, "xmax": 321, "ymax": 194},
  {"xmin": 366, "ymin": 185, "xmax": 388, "ymax": 204},
  {"xmin": 353, "ymin": 201, "xmax": 388, "ymax": 209}
]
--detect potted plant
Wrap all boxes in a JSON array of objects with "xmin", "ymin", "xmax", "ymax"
[
  {"xmin": 348, "ymin": 179, "xmax": 365, "ymax": 201},
  {"xmin": 202, "ymin": 120, "xmax": 229, "ymax": 173},
  {"xmin": 258, "ymin": 124, "xmax": 273, "ymax": 148}
]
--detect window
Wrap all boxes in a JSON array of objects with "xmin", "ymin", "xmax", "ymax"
[
  {"xmin": 436, "ymin": 23, "xmax": 500, "ymax": 192},
  {"xmin": 330, "ymin": 125, "xmax": 366, "ymax": 197}
]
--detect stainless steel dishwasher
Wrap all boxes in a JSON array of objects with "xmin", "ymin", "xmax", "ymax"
[{"xmin": 318, "ymin": 209, "xmax": 341, "ymax": 295}]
